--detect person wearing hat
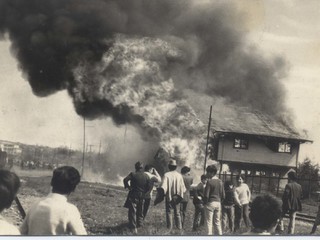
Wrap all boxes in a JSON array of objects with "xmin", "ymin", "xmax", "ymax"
[
  {"xmin": 160, "ymin": 158, "xmax": 186, "ymax": 231},
  {"xmin": 180, "ymin": 166, "xmax": 193, "ymax": 228},
  {"xmin": 123, "ymin": 161, "xmax": 151, "ymax": 233},
  {"xmin": 277, "ymin": 171, "xmax": 302, "ymax": 234}
]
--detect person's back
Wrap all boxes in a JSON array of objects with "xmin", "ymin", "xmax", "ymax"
[
  {"xmin": 162, "ymin": 170, "xmax": 186, "ymax": 201},
  {"xmin": 129, "ymin": 171, "xmax": 150, "ymax": 196},
  {"xmin": 283, "ymin": 182, "xmax": 302, "ymax": 211},
  {"xmin": 193, "ymin": 181, "xmax": 205, "ymax": 205},
  {"xmin": 20, "ymin": 166, "xmax": 86, "ymax": 235},
  {"xmin": 21, "ymin": 193, "xmax": 85, "ymax": 235},
  {"xmin": 205, "ymin": 178, "xmax": 224, "ymax": 203}
]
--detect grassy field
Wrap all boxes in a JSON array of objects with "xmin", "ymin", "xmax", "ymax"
[{"xmin": 2, "ymin": 169, "xmax": 320, "ymax": 236}]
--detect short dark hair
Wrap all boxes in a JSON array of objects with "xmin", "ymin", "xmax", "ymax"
[
  {"xmin": 206, "ymin": 165, "xmax": 217, "ymax": 175},
  {"xmin": 168, "ymin": 165, "xmax": 177, "ymax": 171},
  {"xmin": 135, "ymin": 161, "xmax": 144, "ymax": 171},
  {"xmin": 201, "ymin": 174, "xmax": 207, "ymax": 181},
  {"xmin": 181, "ymin": 166, "xmax": 191, "ymax": 174},
  {"xmin": 224, "ymin": 180, "xmax": 233, "ymax": 189},
  {"xmin": 236, "ymin": 174, "xmax": 245, "ymax": 181},
  {"xmin": 51, "ymin": 166, "xmax": 81, "ymax": 195},
  {"xmin": 0, "ymin": 170, "xmax": 20, "ymax": 212},
  {"xmin": 249, "ymin": 194, "xmax": 282, "ymax": 230},
  {"xmin": 288, "ymin": 171, "xmax": 297, "ymax": 181},
  {"xmin": 144, "ymin": 164, "xmax": 152, "ymax": 172}
]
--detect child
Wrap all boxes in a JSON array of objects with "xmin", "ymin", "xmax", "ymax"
[
  {"xmin": 192, "ymin": 174, "xmax": 207, "ymax": 231},
  {"xmin": 0, "ymin": 169, "xmax": 21, "ymax": 235},
  {"xmin": 221, "ymin": 181, "xmax": 235, "ymax": 234},
  {"xmin": 20, "ymin": 166, "xmax": 87, "ymax": 235},
  {"xmin": 246, "ymin": 194, "xmax": 282, "ymax": 235}
]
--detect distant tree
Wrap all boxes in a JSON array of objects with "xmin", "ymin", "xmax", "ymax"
[{"xmin": 297, "ymin": 158, "xmax": 319, "ymax": 198}]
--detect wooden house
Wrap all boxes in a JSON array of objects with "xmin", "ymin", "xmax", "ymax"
[{"xmin": 204, "ymin": 104, "xmax": 312, "ymax": 177}]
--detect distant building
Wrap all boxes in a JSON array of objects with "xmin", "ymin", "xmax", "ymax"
[{"xmin": 0, "ymin": 141, "xmax": 22, "ymax": 155}]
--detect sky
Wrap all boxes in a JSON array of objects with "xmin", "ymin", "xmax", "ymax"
[{"xmin": 0, "ymin": 0, "xmax": 319, "ymax": 163}]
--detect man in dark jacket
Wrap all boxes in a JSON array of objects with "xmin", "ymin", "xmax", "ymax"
[
  {"xmin": 123, "ymin": 161, "xmax": 150, "ymax": 233},
  {"xmin": 278, "ymin": 171, "xmax": 302, "ymax": 234}
]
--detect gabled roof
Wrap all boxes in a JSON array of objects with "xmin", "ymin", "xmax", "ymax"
[
  {"xmin": 186, "ymin": 93, "xmax": 312, "ymax": 143},
  {"xmin": 210, "ymin": 107, "xmax": 311, "ymax": 142}
]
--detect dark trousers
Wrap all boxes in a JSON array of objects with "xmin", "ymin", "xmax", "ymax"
[
  {"xmin": 180, "ymin": 201, "xmax": 188, "ymax": 227},
  {"xmin": 165, "ymin": 199, "xmax": 182, "ymax": 230},
  {"xmin": 143, "ymin": 198, "xmax": 151, "ymax": 219},
  {"xmin": 278, "ymin": 210, "xmax": 297, "ymax": 234},
  {"xmin": 128, "ymin": 197, "xmax": 144, "ymax": 229},
  {"xmin": 234, "ymin": 204, "xmax": 250, "ymax": 232},
  {"xmin": 222, "ymin": 205, "xmax": 234, "ymax": 233},
  {"xmin": 193, "ymin": 203, "xmax": 205, "ymax": 230}
]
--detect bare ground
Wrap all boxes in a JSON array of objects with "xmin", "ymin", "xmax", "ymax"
[{"xmin": 2, "ymin": 169, "xmax": 320, "ymax": 236}]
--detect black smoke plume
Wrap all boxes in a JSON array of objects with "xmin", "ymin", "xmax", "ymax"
[{"xmin": 0, "ymin": 0, "xmax": 288, "ymax": 121}]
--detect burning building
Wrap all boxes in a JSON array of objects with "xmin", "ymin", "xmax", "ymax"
[
  {"xmin": 189, "ymin": 96, "xmax": 313, "ymax": 177},
  {"xmin": 0, "ymin": 0, "xmax": 306, "ymax": 178}
]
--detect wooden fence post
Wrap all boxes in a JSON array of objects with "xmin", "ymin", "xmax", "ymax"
[
  {"xmin": 268, "ymin": 173, "xmax": 272, "ymax": 192},
  {"xmin": 251, "ymin": 174, "xmax": 254, "ymax": 193},
  {"xmin": 276, "ymin": 173, "xmax": 281, "ymax": 197},
  {"xmin": 259, "ymin": 172, "xmax": 262, "ymax": 193}
]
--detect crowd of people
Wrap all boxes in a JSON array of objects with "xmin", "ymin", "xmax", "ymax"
[
  {"xmin": 0, "ymin": 160, "xmax": 319, "ymax": 235},
  {"xmin": 121, "ymin": 159, "xmax": 312, "ymax": 235}
]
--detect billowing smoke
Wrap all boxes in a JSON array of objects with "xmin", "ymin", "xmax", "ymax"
[{"xmin": 0, "ymin": 0, "xmax": 289, "ymax": 171}]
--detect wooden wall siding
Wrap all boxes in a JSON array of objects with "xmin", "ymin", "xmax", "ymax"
[{"xmin": 217, "ymin": 136, "xmax": 297, "ymax": 167}]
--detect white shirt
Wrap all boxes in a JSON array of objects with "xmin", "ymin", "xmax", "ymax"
[
  {"xmin": 20, "ymin": 193, "xmax": 87, "ymax": 235},
  {"xmin": 0, "ymin": 217, "xmax": 20, "ymax": 235},
  {"xmin": 161, "ymin": 170, "xmax": 186, "ymax": 201},
  {"xmin": 235, "ymin": 183, "xmax": 251, "ymax": 205}
]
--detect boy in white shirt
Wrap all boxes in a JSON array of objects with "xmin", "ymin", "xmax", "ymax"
[{"xmin": 20, "ymin": 166, "xmax": 87, "ymax": 235}]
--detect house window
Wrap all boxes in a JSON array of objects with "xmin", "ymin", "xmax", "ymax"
[
  {"xmin": 234, "ymin": 138, "xmax": 248, "ymax": 149},
  {"xmin": 278, "ymin": 142, "xmax": 291, "ymax": 153}
]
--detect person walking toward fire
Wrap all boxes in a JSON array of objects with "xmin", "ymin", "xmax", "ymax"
[
  {"xmin": 180, "ymin": 166, "xmax": 193, "ymax": 228},
  {"xmin": 143, "ymin": 164, "xmax": 161, "ymax": 220},
  {"xmin": 203, "ymin": 165, "xmax": 225, "ymax": 235},
  {"xmin": 160, "ymin": 158, "xmax": 186, "ymax": 232},
  {"xmin": 192, "ymin": 174, "xmax": 207, "ymax": 231},
  {"xmin": 277, "ymin": 171, "xmax": 302, "ymax": 234},
  {"xmin": 0, "ymin": 169, "xmax": 21, "ymax": 235},
  {"xmin": 234, "ymin": 174, "xmax": 251, "ymax": 233},
  {"xmin": 123, "ymin": 161, "xmax": 150, "ymax": 233},
  {"xmin": 20, "ymin": 166, "xmax": 87, "ymax": 235}
]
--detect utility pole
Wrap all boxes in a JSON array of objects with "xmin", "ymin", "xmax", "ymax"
[
  {"xmin": 98, "ymin": 140, "xmax": 101, "ymax": 161},
  {"xmin": 204, "ymin": 105, "xmax": 213, "ymax": 174},
  {"xmin": 81, "ymin": 117, "xmax": 86, "ymax": 177}
]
